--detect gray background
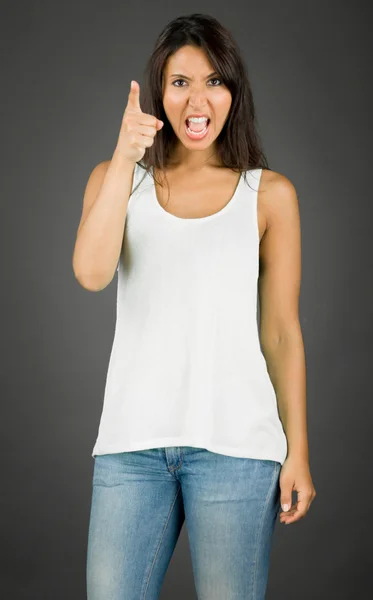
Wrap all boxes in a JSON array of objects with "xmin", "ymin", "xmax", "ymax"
[{"xmin": 1, "ymin": 0, "xmax": 372, "ymax": 598}]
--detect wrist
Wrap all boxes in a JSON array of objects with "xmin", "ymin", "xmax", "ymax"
[{"xmin": 112, "ymin": 146, "xmax": 137, "ymax": 171}]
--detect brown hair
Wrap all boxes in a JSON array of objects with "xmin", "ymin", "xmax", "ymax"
[{"xmin": 136, "ymin": 13, "xmax": 270, "ymax": 190}]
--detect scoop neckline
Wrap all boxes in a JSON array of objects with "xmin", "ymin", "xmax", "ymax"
[{"xmin": 150, "ymin": 166, "xmax": 244, "ymax": 223}]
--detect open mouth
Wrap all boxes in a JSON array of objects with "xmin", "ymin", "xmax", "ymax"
[{"xmin": 185, "ymin": 118, "xmax": 210, "ymax": 140}]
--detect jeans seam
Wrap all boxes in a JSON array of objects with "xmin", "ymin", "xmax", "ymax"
[
  {"xmin": 168, "ymin": 446, "xmax": 184, "ymax": 472},
  {"xmin": 251, "ymin": 462, "xmax": 280, "ymax": 599},
  {"xmin": 141, "ymin": 484, "xmax": 182, "ymax": 599}
]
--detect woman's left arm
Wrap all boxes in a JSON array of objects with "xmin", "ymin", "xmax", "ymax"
[{"xmin": 258, "ymin": 171, "xmax": 316, "ymax": 525}]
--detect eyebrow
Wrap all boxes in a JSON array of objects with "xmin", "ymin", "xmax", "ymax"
[{"xmin": 169, "ymin": 71, "xmax": 219, "ymax": 80}]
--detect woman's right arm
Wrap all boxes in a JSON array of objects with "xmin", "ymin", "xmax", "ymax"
[
  {"xmin": 72, "ymin": 148, "xmax": 136, "ymax": 291},
  {"xmin": 72, "ymin": 79, "xmax": 163, "ymax": 292}
]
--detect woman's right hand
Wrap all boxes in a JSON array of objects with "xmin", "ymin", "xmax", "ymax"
[{"xmin": 116, "ymin": 80, "xmax": 164, "ymax": 164}]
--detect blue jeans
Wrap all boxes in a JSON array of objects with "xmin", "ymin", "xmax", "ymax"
[{"xmin": 86, "ymin": 446, "xmax": 281, "ymax": 599}]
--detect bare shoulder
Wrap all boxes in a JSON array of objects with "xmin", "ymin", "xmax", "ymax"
[
  {"xmin": 93, "ymin": 159, "xmax": 111, "ymax": 174},
  {"xmin": 257, "ymin": 168, "xmax": 302, "ymax": 343},
  {"xmin": 77, "ymin": 160, "xmax": 112, "ymax": 236},
  {"xmin": 259, "ymin": 168, "xmax": 299, "ymax": 231},
  {"xmin": 85, "ymin": 159, "xmax": 111, "ymax": 186}
]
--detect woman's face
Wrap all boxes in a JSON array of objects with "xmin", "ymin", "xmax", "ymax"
[{"xmin": 162, "ymin": 45, "xmax": 232, "ymax": 152}]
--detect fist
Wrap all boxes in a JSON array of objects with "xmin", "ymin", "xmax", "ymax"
[{"xmin": 116, "ymin": 80, "xmax": 164, "ymax": 163}]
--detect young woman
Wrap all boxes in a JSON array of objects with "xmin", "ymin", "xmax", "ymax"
[{"xmin": 73, "ymin": 13, "xmax": 316, "ymax": 600}]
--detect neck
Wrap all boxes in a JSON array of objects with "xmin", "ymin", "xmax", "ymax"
[{"xmin": 169, "ymin": 142, "xmax": 221, "ymax": 171}]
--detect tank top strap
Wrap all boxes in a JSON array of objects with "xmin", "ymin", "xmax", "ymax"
[
  {"xmin": 244, "ymin": 168, "xmax": 263, "ymax": 193},
  {"xmin": 128, "ymin": 162, "xmax": 148, "ymax": 208},
  {"xmin": 116, "ymin": 163, "xmax": 147, "ymax": 272}
]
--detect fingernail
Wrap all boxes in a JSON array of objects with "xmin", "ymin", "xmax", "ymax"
[{"xmin": 282, "ymin": 504, "xmax": 290, "ymax": 511}]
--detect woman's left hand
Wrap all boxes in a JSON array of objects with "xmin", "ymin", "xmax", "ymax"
[{"xmin": 278, "ymin": 455, "xmax": 316, "ymax": 525}]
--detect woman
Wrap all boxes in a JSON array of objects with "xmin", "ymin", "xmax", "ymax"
[{"xmin": 73, "ymin": 13, "xmax": 316, "ymax": 600}]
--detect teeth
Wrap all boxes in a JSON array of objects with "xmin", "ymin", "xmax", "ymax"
[
  {"xmin": 186, "ymin": 123, "xmax": 208, "ymax": 135},
  {"xmin": 187, "ymin": 117, "xmax": 208, "ymax": 123}
]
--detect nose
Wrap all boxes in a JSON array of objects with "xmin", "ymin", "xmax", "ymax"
[{"xmin": 187, "ymin": 83, "xmax": 208, "ymax": 110}]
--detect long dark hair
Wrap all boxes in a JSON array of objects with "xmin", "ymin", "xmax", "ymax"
[{"xmin": 137, "ymin": 13, "xmax": 270, "ymax": 188}]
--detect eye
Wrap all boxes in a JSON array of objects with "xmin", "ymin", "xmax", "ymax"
[
  {"xmin": 208, "ymin": 78, "xmax": 222, "ymax": 86},
  {"xmin": 171, "ymin": 78, "xmax": 222, "ymax": 87},
  {"xmin": 172, "ymin": 79, "xmax": 186, "ymax": 87}
]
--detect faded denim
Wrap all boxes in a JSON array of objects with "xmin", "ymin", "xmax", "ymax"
[{"xmin": 86, "ymin": 446, "xmax": 281, "ymax": 599}]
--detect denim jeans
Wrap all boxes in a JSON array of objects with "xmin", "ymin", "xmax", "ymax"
[{"xmin": 86, "ymin": 446, "xmax": 281, "ymax": 599}]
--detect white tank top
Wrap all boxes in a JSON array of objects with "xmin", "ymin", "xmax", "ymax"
[{"xmin": 91, "ymin": 163, "xmax": 288, "ymax": 465}]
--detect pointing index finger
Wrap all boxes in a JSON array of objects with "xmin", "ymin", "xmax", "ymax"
[{"xmin": 127, "ymin": 80, "xmax": 142, "ymax": 112}]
